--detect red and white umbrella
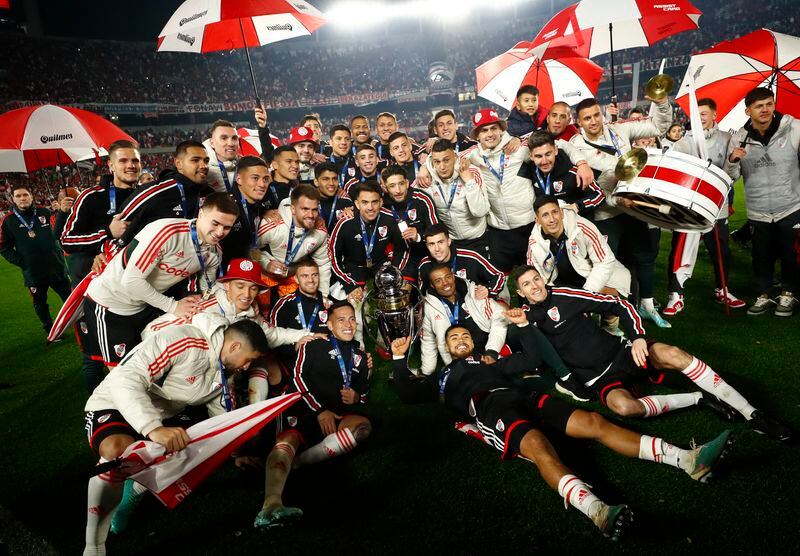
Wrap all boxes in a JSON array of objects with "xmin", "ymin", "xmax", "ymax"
[
  {"xmin": 476, "ymin": 41, "xmax": 603, "ymax": 111},
  {"xmin": 530, "ymin": 0, "xmax": 702, "ymax": 94},
  {"xmin": 157, "ymin": 0, "xmax": 327, "ymax": 101},
  {"xmin": 0, "ymin": 104, "xmax": 135, "ymax": 173},
  {"xmin": 237, "ymin": 127, "xmax": 281, "ymax": 157},
  {"xmin": 676, "ymin": 29, "xmax": 800, "ymax": 133},
  {"xmin": 94, "ymin": 394, "xmax": 300, "ymax": 509}
]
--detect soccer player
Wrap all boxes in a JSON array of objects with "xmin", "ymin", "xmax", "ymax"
[
  {"xmin": 432, "ymin": 109, "xmax": 477, "ymax": 154},
  {"xmin": 663, "ymin": 97, "xmax": 745, "ymax": 315},
  {"xmin": 420, "ymin": 264, "xmax": 508, "ymax": 376},
  {"xmin": 300, "ymin": 114, "xmax": 326, "ymax": 151},
  {"xmin": 343, "ymin": 143, "xmax": 380, "ymax": 194},
  {"xmin": 253, "ymin": 184, "xmax": 331, "ymax": 298},
  {"xmin": 379, "ymin": 165, "xmax": 437, "ymax": 277},
  {"xmin": 350, "ymin": 114, "xmax": 375, "ymax": 148},
  {"xmin": 375, "ymin": 111, "xmax": 399, "ymax": 161},
  {"xmin": 419, "ymin": 224, "xmax": 506, "ymax": 298},
  {"xmin": 314, "ymin": 162, "xmax": 354, "ymax": 235},
  {"xmin": 116, "ymin": 140, "xmax": 210, "ymax": 246},
  {"xmin": 0, "ymin": 183, "xmax": 70, "ymax": 335},
  {"xmin": 506, "ymin": 84, "xmax": 548, "ymax": 137},
  {"xmin": 268, "ymin": 146, "xmax": 301, "ymax": 209},
  {"xmin": 390, "ymin": 317, "xmax": 733, "ymax": 540},
  {"xmin": 527, "ymin": 196, "xmax": 630, "ymax": 297},
  {"xmin": 324, "ymin": 124, "xmax": 359, "ymax": 190},
  {"xmin": 329, "ymin": 181, "xmax": 410, "ymax": 304},
  {"xmin": 724, "ymin": 87, "xmax": 800, "ymax": 317},
  {"xmin": 288, "ymin": 126, "xmax": 318, "ymax": 185},
  {"xmin": 82, "ymin": 316, "xmax": 269, "ymax": 556},
  {"xmin": 422, "ymin": 139, "xmax": 490, "ymax": 256},
  {"xmin": 388, "ymin": 131, "xmax": 423, "ymax": 182},
  {"xmin": 83, "ymin": 192, "xmax": 238, "ymax": 367},
  {"xmin": 513, "ymin": 265, "xmax": 793, "ymax": 440},
  {"xmin": 219, "ymin": 155, "xmax": 272, "ymax": 268},
  {"xmin": 255, "ymin": 301, "xmax": 371, "ymax": 529},
  {"xmin": 543, "ymin": 101, "xmax": 580, "ymax": 141},
  {"xmin": 520, "ymin": 131, "xmax": 605, "ymax": 216}
]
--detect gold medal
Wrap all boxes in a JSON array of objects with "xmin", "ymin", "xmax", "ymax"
[
  {"xmin": 27, "ymin": 230, "xmax": 36, "ymax": 238},
  {"xmin": 202, "ymin": 289, "xmax": 213, "ymax": 301},
  {"xmin": 366, "ymin": 260, "xmax": 373, "ymax": 269}
]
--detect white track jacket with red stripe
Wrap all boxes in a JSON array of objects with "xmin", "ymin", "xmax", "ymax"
[
  {"xmin": 86, "ymin": 218, "xmax": 221, "ymax": 316},
  {"xmin": 527, "ymin": 209, "xmax": 631, "ymax": 296},
  {"xmin": 85, "ymin": 313, "xmax": 228, "ymax": 437}
]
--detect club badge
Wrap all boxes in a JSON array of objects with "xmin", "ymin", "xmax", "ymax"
[
  {"xmin": 318, "ymin": 310, "xmax": 328, "ymax": 323},
  {"xmin": 348, "ymin": 167, "xmax": 356, "ymax": 177},
  {"xmin": 407, "ymin": 208, "xmax": 417, "ymax": 221},
  {"xmin": 554, "ymin": 180, "xmax": 563, "ymax": 193},
  {"xmin": 456, "ymin": 269, "xmax": 467, "ymax": 279},
  {"xmin": 378, "ymin": 225, "xmax": 388, "ymax": 238},
  {"xmin": 354, "ymin": 353, "xmax": 363, "ymax": 367},
  {"xmin": 571, "ymin": 241, "xmax": 579, "ymax": 255},
  {"xmin": 287, "ymin": 416, "xmax": 298, "ymax": 427},
  {"xmin": 496, "ymin": 419, "xmax": 505, "ymax": 432},
  {"xmin": 547, "ymin": 307, "xmax": 561, "ymax": 322},
  {"xmin": 114, "ymin": 343, "xmax": 127, "ymax": 357},
  {"xmin": 98, "ymin": 413, "xmax": 111, "ymax": 424}
]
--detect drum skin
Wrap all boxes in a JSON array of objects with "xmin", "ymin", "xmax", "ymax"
[{"xmin": 614, "ymin": 148, "xmax": 732, "ymax": 232}]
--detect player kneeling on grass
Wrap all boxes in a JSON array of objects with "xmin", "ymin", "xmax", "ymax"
[
  {"xmin": 390, "ymin": 315, "xmax": 734, "ymax": 541},
  {"xmin": 255, "ymin": 301, "xmax": 371, "ymax": 528},
  {"xmin": 82, "ymin": 316, "xmax": 269, "ymax": 556},
  {"xmin": 513, "ymin": 266, "xmax": 793, "ymax": 441}
]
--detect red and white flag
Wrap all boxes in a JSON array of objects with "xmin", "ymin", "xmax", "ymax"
[
  {"xmin": 118, "ymin": 394, "xmax": 300, "ymax": 509},
  {"xmin": 238, "ymin": 127, "xmax": 281, "ymax": 157}
]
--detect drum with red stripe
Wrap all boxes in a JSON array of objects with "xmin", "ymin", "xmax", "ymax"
[{"xmin": 613, "ymin": 148, "xmax": 732, "ymax": 232}]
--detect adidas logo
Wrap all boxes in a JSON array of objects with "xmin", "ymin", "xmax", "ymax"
[
  {"xmin": 173, "ymin": 204, "xmax": 183, "ymax": 213},
  {"xmin": 185, "ymin": 375, "xmax": 197, "ymax": 384},
  {"xmin": 752, "ymin": 153, "xmax": 775, "ymax": 169}
]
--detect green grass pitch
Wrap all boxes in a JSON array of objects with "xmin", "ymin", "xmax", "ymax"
[{"xmin": 1, "ymin": 182, "xmax": 798, "ymax": 554}]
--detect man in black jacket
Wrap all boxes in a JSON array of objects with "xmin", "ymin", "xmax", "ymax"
[
  {"xmin": 255, "ymin": 301, "xmax": 371, "ymax": 529},
  {"xmin": 314, "ymin": 162, "xmax": 354, "ymax": 235},
  {"xmin": 390, "ymin": 311, "xmax": 733, "ymax": 540},
  {"xmin": 219, "ymin": 155, "xmax": 271, "ymax": 268},
  {"xmin": 322, "ymin": 124, "xmax": 359, "ymax": 189},
  {"xmin": 514, "ymin": 265, "xmax": 793, "ymax": 441},
  {"xmin": 433, "ymin": 109, "xmax": 477, "ymax": 154},
  {"xmin": 0, "ymin": 183, "xmax": 70, "ymax": 335},
  {"xmin": 388, "ymin": 131, "xmax": 423, "ymax": 182}
]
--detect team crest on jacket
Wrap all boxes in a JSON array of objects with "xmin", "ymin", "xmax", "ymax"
[
  {"xmin": 114, "ymin": 343, "xmax": 127, "ymax": 357},
  {"xmin": 98, "ymin": 413, "xmax": 111, "ymax": 424},
  {"xmin": 547, "ymin": 307, "xmax": 561, "ymax": 322},
  {"xmin": 348, "ymin": 168, "xmax": 356, "ymax": 177},
  {"xmin": 80, "ymin": 321, "xmax": 88, "ymax": 334},
  {"xmin": 38, "ymin": 215, "xmax": 47, "ymax": 225},
  {"xmin": 407, "ymin": 208, "xmax": 417, "ymax": 221},
  {"xmin": 353, "ymin": 353, "xmax": 362, "ymax": 367},
  {"xmin": 318, "ymin": 310, "xmax": 328, "ymax": 323},
  {"xmin": 378, "ymin": 225, "xmax": 388, "ymax": 238},
  {"xmin": 456, "ymin": 269, "xmax": 467, "ymax": 279},
  {"xmin": 553, "ymin": 180, "xmax": 563, "ymax": 193},
  {"xmin": 571, "ymin": 241, "xmax": 579, "ymax": 255},
  {"xmin": 496, "ymin": 419, "xmax": 505, "ymax": 432},
  {"xmin": 287, "ymin": 416, "xmax": 298, "ymax": 427},
  {"xmin": 185, "ymin": 375, "xmax": 197, "ymax": 385}
]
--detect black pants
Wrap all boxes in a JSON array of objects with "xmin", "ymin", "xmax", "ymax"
[
  {"xmin": 667, "ymin": 219, "xmax": 731, "ymax": 293},
  {"xmin": 751, "ymin": 210, "xmax": 800, "ymax": 295},
  {"xmin": 593, "ymin": 214, "xmax": 626, "ymax": 257},
  {"xmin": 487, "ymin": 223, "xmax": 534, "ymax": 273},
  {"xmin": 611, "ymin": 216, "xmax": 660, "ymax": 302},
  {"xmin": 27, "ymin": 277, "xmax": 71, "ymax": 331},
  {"xmin": 452, "ymin": 233, "xmax": 491, "ymax": 260}
]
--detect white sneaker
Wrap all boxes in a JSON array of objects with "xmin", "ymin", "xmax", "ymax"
[
  {"xmin": 663, "ymin": 293, "xmax": 684, "ymax": 316},
  {"xmin": 714, "ymin": 289, "xmax": 746, "ymax": 309},
  {"xmin": 775, "ymin": 291, "xmax": 796, "ymax": 317}
]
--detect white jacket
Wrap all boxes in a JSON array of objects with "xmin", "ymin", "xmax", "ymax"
[
  {"xmin": 420, "ymin": 279, "xmax": 508, "ymax": 376},
  {"xmin": 527, "ymin": 209, "xmax": 631, "ymax": 296},
  {"xmin": 569, "ymin": 101, "xmax": 673, "ymax": 220},
  {"xmin": 254, "ymin": 199, "xmax": 332, "ymax": 296},
  {"xmin": 203, "ymin": 138, "xmax": 237, "ymax": 194},
  {"xmin": 142, "ymin": 282, "xmax": 308, "ymax": 348},
  {"xmin": 425, "ymin": 159, "xmax": 489, "ymax": 240},
  {"xmin": 85, "ymin": 313, "xmax": 229, "ymax": 436}
]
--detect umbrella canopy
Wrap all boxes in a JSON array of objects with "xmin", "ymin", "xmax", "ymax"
[
  {"xmin": 0, "ymin": 104, "xmax": 134, "ymax": 173},
  {"xmin": 676, "ymin": 28, "xmax": 800, "ymax": 132},
  {"xmin": 476, "ymin": 41, "xmax": 603, "ymax": 111}
]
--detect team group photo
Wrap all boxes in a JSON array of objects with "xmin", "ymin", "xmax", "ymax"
[{"xmin": 0, "ymin": 0, "xmax": 799, "ymax": 553}]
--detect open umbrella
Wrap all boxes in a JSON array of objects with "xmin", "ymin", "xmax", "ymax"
[
  {"xmin": 676, "ymin": 28, "xmax": 800, "ymax": 132},
  {"xmin": 476, "ymin": 41, "xmax": 603, "ymax": 111},
  {"xmin": 530, "ymin": 0, "xmax": 702, "ymax": 96},
  {"xmin": 0, "ymin": 104, "xmax": 133, "ymax": 173},
  {"xmin": 157, "ymin": 0, "xmax": 327, "ymax": 105}
]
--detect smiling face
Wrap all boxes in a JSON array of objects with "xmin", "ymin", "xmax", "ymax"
[
  {"xmin": 315, "ymin": 169, "xmax": 339, "ymax": 198},
  {"xmin": 175, "ymin": 146, "xmax": 210, "ymax": 184},
  {"xmin": 236, "ymin": 164, "xmax": 271, "ymax": 204},
  {"xmin": 351, "ymin": 117, "xmax": 371, "ymax": 145},
  {"xmin": 327, "ymin": 304, "xmax": 357, "ymax": 342},
  {"xmin": 699, "ymin": 105, "xmax": 717, "ymax": 130},
  {"xmin": 273, "ymin": 150, "xmax": 300, "ymax": 182},
  {"xmin": 518, "ymin": 92, "xmax": 539, "ymax": 116},
  {"xmin": 376, "ymin": 115, "xmax": 398, "ymax": 142},
  {"xmin": 302, "ymin": 119, "xmax": 322, "ymax": 143},
  {"xmin": 355, "ymin": 149, "xmax": 378, "ymax": 176},
  {"xmin": 196, "ymin": 206, "xmax": 237, "ymax": 245},
  {"xmin": 210, "ymin": 126, "xmax": 239, "ymax": 162},
  {"xmin": 291, "ymin": 194, "xmax": 320, "ymax": 231},
  {"xmin": 108, "ymin": 147, "xmax": 142, "ymax": 187},
  {"xmin": 516, "ymin": 268, "xmax": 547, "ymax": 304},
  {"xmin": 294, "ymin": 141, "xmax": 316, "ymax": 163},
  {"xmin": 536, "ymin": 201, "xmax": 565, "ymax": 238},
  {"xmin": 429, "ymin": 267, "xmax": 457, "ymax": 300},
  {"xmin": 577, "ymin": 104, "xmax": 604, "ymax": 139},
  {"xmin": 425, "ymin": 232, "xmax": 451, "ymax": 262},
  {"xmin": 389, "ymin": 135, "xmax": 413, "ymax": 163},
  {"xmin": 477, "ymin": 123, "xmax": 503, "ymax": 150},
  {"xmin": 223, "ymin": 279, "xmax": 260, "ymax": 312},
  {"xmin": 354, "ymin": 190, "xmax": 382, "ymax": 222},
  {"xmin": 530, "ymin": 142, "xmax": 558, "ymax": 174},
  {"xmin": 547, "ymin": 104, "xmax": 571, "ymax": 136},
  {"xmin": 294, "ymin": 263, "xmax": 320, "ymax": 296},
  {"xmin": 435, "ymin": 115, "xmax": 457, "ymax": 142},
  {"xmin": 445, "ymin": 326, "xmax": 474, "ymax": 359},
  {"xmin": 331, "ymin": 130, "xmax": 353, "ymax": 157}
]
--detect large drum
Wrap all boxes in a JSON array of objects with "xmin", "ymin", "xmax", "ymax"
[{"xmin": 613, "ymin": 148, "xmax": 732, "ymax": 233}]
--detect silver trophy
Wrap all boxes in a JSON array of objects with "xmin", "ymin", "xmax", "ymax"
[{"xmin": 361, "ymin": 263, "xmax": 424, "ymax": 348}]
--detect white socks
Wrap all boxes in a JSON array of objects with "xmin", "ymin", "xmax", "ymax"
[
  {"xmin": 638, "ymin": 392, "xmax": 701, "ymax": 417},
  {"xmin": 248, "ymin": 368, "xmax": 269, "ymax": 404},
  {"xmin": 681, "ymin": 357, "xmax": 756, "ymax": 419},
  {"xmin": 296, "ymin": 428, "xmax": 357, "ymax": 467},
  {"xmin": 640, "ymin": 297, "xmax": 656, "ymax": 311},
  {"xmin": 557, "ymin": 474, "xmax": 604, "ymax": 523},
  {"xmin": 84, "ymin": 459, "xmax": 124, "ymax": 556},
  {"xmin": 263, "ymin": 442, "xmax": 296, "ymax": 511},
  {"xmin": 638, "ymin": 435, "xmax": 692, "ymax": 472}
]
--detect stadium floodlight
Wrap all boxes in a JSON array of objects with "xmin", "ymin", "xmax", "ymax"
[{"xmin": 326, "ymin": 0, "xmax": 533, "ymax": 29}]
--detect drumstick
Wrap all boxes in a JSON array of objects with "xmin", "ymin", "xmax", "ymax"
[{"xmin": 631, "ymin": 199, "xmax": 672, "ymax": 214}]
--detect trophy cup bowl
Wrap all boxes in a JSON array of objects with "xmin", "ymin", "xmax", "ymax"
[{"xmin": 362, "ymin": 263, "xmax": 423, "ymax": 349}]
